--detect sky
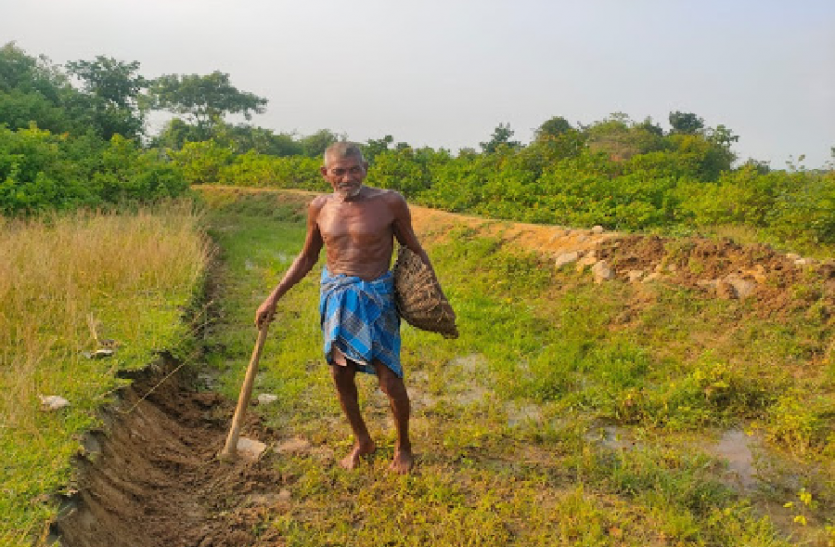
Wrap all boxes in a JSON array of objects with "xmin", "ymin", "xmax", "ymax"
[{"xmin": 2, "ymin": 0, "xmax": 834, "ymax": 168}]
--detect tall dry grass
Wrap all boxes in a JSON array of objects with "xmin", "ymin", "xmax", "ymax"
[{"xmin": 0, "ymin": 202, "xmax": 210, "ymax": 542}]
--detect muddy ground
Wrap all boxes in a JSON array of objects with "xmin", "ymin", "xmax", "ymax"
[{"xmin": 50, "ymin": 201, "xmax": 835, "ymax": 546}]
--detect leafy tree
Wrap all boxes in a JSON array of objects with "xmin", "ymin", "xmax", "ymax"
[
  {"xmin": 534, "ymin": 116, "xmax": 572, "ymax": 140},
  {"xmin": 480, "ymin": 123, "xmax": 521, "ymax": 154},
  {"xmin": 223, "ymin": 124, "xmax": 302, "ymax": 156},
  {"xmin": 669, "ymin": 111, "xmax": 705, "ymax": 135},
  {"xmin": 147, "ymin": 71, "xmax": 267, "ymax": 140},
  {"xmin": 66, "ymin": 56, "xmax": 147, "ymax": 139},
  {"xmin": 0, "ymin": 43, "xmax": 82, "ymax": 134},
  {"xmin": 363, "ymin": 135, "xmax": 393, "ymax": 164},
  {"xmin": 585, "ymin": 114, "xmax": 665, "ymax": 161},
  {"xmin": 300, "ymin": 129, "xmax": 343, "ymax": 158}
]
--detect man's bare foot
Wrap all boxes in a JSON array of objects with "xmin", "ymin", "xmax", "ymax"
[
  {"xmin": 390, "ymin": 447, "xmax": 414, "ymax": 474},
  {"xmin": 339, "ymin": 440, "xmax": 376, "ymax": 470}
]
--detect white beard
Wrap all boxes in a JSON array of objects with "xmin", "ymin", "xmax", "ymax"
[{"xmin": 337, "ymin": 184, "xmax": 362, "ymax": 199}]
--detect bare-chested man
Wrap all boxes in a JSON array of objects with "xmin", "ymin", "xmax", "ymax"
[{"xmin": 255, "ymin": 141, "xmax": 436, "ymax": 474}]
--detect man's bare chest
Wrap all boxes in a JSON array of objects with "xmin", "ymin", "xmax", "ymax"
[{"xmin": 318, "ymin": 201, "xmax": 395, "ymax": 243}]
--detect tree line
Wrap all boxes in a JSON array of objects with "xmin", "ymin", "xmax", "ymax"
[{"xmin": 1, "ymin": 43, "xmax": 833, "ymax": 253}]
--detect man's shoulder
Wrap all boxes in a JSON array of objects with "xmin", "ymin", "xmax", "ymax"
[
  {"xmin": 309, "ymin": 194, "xmax": 331, "ymax": 210},
  {"xmin": 369, "ymin": 187, "xmax": 406, "ymax": 205}
]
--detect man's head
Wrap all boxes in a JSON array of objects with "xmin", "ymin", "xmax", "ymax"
[{"xmin": 321, "ymin": 142, "xmax": 368, "ymax": 200}]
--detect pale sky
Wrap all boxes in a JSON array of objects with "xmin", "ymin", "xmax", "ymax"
[{"xmin": 2, "ymin": 0, "xmax": 834, "ymax": 168}]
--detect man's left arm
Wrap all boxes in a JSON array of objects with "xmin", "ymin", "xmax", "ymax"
[{"xmin": 389, "ymin": 191, "xmax": 436, "ymax": 275}]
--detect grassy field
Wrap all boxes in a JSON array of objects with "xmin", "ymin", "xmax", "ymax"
[
  {"xmin": 4, "ymin": 186, "xmax": 833, "ymax": 545},
  {"xmin": 200, "ymin": 187, "xmax": 834, "ymax": 546},
  {"xmin": 0, "ymin": 204, "xmax": 209, "ymax": 545}
]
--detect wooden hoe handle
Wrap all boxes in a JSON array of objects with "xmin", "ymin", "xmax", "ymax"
[{"xmin": 218, "ymin": 324, "xmax": 270, "ymax": 460}]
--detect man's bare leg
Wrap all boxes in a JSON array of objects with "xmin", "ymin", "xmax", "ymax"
[
  {"xmin": 331, "ymin": 354, "xmax": 375, "ymax": 469},
  {"xmin": 373, "ymin": 361, "xmax": 413, "ymax": 474}
]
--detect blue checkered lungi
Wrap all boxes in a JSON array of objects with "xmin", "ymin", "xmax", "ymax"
[{"xmin": 320, "ymin": 266, "xmax": 402, "ymax": 378}]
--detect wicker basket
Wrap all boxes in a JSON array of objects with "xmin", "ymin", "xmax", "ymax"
[{"xmin": 392, "ymin": 246, "xmax": 458, "ymax": 339}]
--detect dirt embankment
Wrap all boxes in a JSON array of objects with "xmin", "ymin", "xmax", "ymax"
[
  {"xmin": 410, "ymin": 207, "xmax": 835, "ymax": 320},
  {"xmin": 51, "ymin": 359, "xmax": 286, "ymax": 547}
]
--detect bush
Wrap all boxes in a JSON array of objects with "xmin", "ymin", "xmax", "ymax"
[{"xmin": 0, "ymin": 126, "xmax": 189, "ymax": 214}]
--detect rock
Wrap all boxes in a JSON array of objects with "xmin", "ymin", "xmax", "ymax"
[
  {"xmin": 278, "ymin": 489, "xmax": 292, "ymax": 501},
  {"xmin": 82, "ymin": 348, "xmax": 114, "ymax": 359},
  {"xmin": 575, "ymin": 234, "xmax": 589, "ymax": 243},
  {"xmin": 39, "ymin": 395, "xmax": 70, "ymax": 411},
  {"xmin": 257, "ymin": 393, "xmax": 278, "ymax": 405},
  {"xmin": 627, "ymin": 270, "xmax": 644, "ymax": 283},
  {"xmin": 725, "ymin": 274, "xmax": 756, "ymax": 299},
  {"xmin": 236, "ymin": 437, "xmax": 268, "ymax": 461},
  {"xmin": 591, "ymin": 225, "xmax": 605, "ymax": 234},
  {"xmin": 786, "ymin": 253, "xmax": 801, "ymax": 260},
  {"xmin": 795, "ymin": 258, "xmax": 816, "ymax": 267},
  {"xmin": 591, "ymin": 261, "xmax": 614, "ymax": 283},
  {"xmin": 554, "ymin": 251, "xmax": 580, "ymax": 269}
]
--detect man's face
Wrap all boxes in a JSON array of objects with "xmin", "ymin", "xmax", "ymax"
[{"xmin": 321, "ymin": 155, "xmax": 368, "ymax": 199}]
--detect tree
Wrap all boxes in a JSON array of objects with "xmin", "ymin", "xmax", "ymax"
[
  {"xmin": 300, "ymin": 129, "xmax": 343, "ymax": 158},
  {"xmin": 668, "ymin": 111, "xmax": 705, "ymax": 135},
  {"xmin": 363, "ymin": 135, "xmax": 393, "ymax": 163},
  {"xmin": 0, "ymin": 42, "xmax": 83, "ymax": 134},
  {"xmin": 480, "ymin": 123, "xmax": 520, "ymax": 154},
  {"xmin": 147, "ymin": 71, "xmax": 267, "ymax": 140},
  {"xmin": 534, "ymin": 116, "xmax": 572, "ymax": 141},
  {"xmin": 66, "ymin": 56, "xmax": 147, "ymax": 140}
]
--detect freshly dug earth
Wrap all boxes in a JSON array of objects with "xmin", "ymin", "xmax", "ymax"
[{"xmin": 52, "ymin": 362, "xmax": 287, "ymax": 547}]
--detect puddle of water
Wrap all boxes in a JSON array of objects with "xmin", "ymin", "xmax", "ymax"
[{"xmin": 711, "ymin": 428, "xmax": 759, "ymax": 490}]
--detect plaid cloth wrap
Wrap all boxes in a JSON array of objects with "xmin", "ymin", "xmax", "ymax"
[{"xmin": 320, "ymin": 266, "xmax": 402, "ymax": 378}]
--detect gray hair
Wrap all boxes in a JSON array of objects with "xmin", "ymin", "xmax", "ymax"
[{"xmin": 323, "ymin": 141, "xmax": 365, "ymax": 168}]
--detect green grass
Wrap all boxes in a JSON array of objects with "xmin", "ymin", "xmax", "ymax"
[
  {"xmin": 0, "ymin": 204, "xmax": 209, "ymax": 545},
  {"xmin": 199, "ymin": 187, "xmax": 835, "ymax": 545}
]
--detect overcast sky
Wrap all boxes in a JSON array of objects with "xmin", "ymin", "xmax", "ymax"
[{"xmin": 3, "ymin": 0, "xmax": 834, "ymax": 168}]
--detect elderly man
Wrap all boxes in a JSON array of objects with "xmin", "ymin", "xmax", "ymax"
[{"xmin": 255, "ymin": 141, "xmax": 436, "ymax": 474}]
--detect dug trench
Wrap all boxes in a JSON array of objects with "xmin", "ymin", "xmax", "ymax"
[{"xmin": 49, "ymin": 358, "xmax": 288, "ymax": 547}]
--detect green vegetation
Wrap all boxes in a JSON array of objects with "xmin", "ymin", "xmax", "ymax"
[
  {"xmin": 4, "ymin": 43, "xmax": 833, "ymax": 258},
  {"xmin": 176, "ymin": 113, "xmax": 835, "ymax": 257},
  {"xmin": 0, "ymin": 205, "xmax": 208, "ymax": 544},
  {"xmin": 200, "ymin": 188, "xmax": 834, "ymax": 545}
]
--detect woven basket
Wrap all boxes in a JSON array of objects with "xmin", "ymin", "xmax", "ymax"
[{"xmin": 393, "ymin": 246, "xmax": 458, "ymax": 339}]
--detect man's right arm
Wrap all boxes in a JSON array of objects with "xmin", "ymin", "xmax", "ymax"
[{"xmin": 255, "ymin": 197, "xmax": 325, "ymax": 327}]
